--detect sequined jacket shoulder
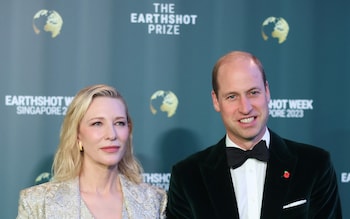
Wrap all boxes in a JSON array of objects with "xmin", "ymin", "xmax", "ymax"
[{"xmin": 16, "ymin": 175, "xmax": 167, "ymax": 219}]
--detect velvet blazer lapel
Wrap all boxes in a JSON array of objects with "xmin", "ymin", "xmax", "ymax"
[
  {"xmin": 198, "ymin": 137, "xmax": 240, "ymax": 219},
  {"xmin": 260, "ymin": 130, "xmax": 298, "ymax": 219},
  {"xmin": 197, "ymin": 131, "xmax": 298, "ymax": 219}
]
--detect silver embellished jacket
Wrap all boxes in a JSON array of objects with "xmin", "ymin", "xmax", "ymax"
[{"xmin": 16, "ymin": 175, "xmax": 167, "ymax": 219}]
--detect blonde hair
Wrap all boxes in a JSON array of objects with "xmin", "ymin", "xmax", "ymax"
[{"xmin": 52, "ymin": 84, "xmax": 143, "ymax": 183}]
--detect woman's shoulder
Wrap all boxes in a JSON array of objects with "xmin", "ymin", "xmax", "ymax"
[
  {"xmin": 120, "ymin": 175, "xmax": 167, "ymax": 218},
  {"xmin": 20, "ymin": 181, "xmax": 56, "ymax": 196},
  {"xmin": 120, "ymin": 175, "xmax": 166, "ymax": 200},
  {"xmin": 18, "ymin": 181, "xmax": 59, "ymax": 211},
  {"xmin": 19, "ymin": 178, "xmax": 78, "ymax": 200},
  {"xmin": 17, "ymin": 178, "xmax": 81, "ymax": 218},
  {"xmin": 139, "ymin": 181, "xmax": 167, "ymax": 198}
]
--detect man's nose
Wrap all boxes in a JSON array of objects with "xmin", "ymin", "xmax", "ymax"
[{"xmin": 239, "ymin": 97, "xmax": 253, "ymax": 114}]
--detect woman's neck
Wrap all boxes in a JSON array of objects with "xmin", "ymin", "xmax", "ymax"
[{"xmin": 79, "ymin": 164, "xmax": 121, "ymax": 195}]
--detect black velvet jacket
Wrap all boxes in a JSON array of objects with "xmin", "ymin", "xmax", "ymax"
[{"xmin": 166, "ymin": 130, "xmax": 342, "ymax": 219}]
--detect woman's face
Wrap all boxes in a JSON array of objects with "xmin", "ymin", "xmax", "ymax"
[{"xmin": 78, "ymin": 96, "xmax": 129, "ymax": 169}]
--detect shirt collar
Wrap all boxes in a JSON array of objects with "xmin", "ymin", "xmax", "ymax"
[{"xmin": 226, "ymin": 128, "xmax": 270, "ymax": 150}]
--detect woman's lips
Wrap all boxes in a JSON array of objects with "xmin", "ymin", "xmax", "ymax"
[{"xmin": 100, "ymin": 146, "xmax": 119, "ymax": 153}]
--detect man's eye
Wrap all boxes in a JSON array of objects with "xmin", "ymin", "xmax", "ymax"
[
  {"xmin": 227, "ymin": 95, "xmax": 236, "ymax": 100},
  {"xmin": 251, "ymin": 90, "xmax": 260, "ymax": 95}
]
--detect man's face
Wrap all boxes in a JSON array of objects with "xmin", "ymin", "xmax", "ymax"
[{"xmin": 212, "ymin": 57, "xmax": 270, "ymax": 148}]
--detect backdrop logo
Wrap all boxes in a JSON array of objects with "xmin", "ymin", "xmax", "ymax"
[
  {"xmin": 341, "ymin": 172, "xmax": 350, "ymax": 183},
  {"xmin": 35, "ymin": 172, "xmax": 52, "ymax": 185},
  {"xmin": 269, "ymin": 99, "xmax": 313, "ymax": 118},
  {"xmin": 5, "ymin": 95, "xmax": 74, "ymax": 116},
  {"xmin": 33, "ymin": 9, "xmax": 63, "ymax": 38},
  {"xmin": 261, "ymin": 17, "xmax": 289, "ymax": 44},
  {"xmin": 34, "ymin": 172, "xmax": 170, "ymax": 189},
  {"xmin": 130, "ymin": 3, "xmax": 198, "ymax": 35},
  {"xmin": 143, "ymin": 173, "xmax": 170, "ymax": 190},
  {"xmin": 150, "ymin": 90, "xmax": 179, "ymax": 118}
]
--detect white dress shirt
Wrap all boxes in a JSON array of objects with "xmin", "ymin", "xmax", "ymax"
[{"xmin": 226, "ymin": 129, "xmax": 270, "ymax": 219}]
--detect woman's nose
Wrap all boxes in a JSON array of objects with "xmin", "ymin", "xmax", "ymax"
[{"xmin": 106, "ymin": 124, "xmax": 117, "ymax": 140}]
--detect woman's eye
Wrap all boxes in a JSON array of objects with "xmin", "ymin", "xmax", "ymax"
[
  {"xmin": 115, "ymin": 121, "xmax": 126, "ymax": 126},
  {"xmin": 92, "ymin": 121, "xmax": 102, "ymax": 126}
]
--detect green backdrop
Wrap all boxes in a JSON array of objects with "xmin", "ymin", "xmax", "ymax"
[{"xmin": 1, "ymin": 0, "xmax": 349, "ymax": 218}]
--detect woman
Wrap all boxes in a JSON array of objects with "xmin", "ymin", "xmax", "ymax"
[{"xmin": 17, "ymin": 84, "xmax": 166, "ymax": 219}]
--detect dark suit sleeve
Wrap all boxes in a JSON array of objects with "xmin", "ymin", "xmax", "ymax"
[
  {"xmin": 309, "ymin": 152, "xmax": 342, "ymax": 218},
  {"xmin": 166, "ymin": 164, "xmax": 193, "ymax": 219}
]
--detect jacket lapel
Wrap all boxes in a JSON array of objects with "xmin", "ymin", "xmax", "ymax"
[
  {"xmin": 197, "ymin": 132, "xmax": 298, "ymax": 219},
  {"xmin": 198, "ymin": 137, "xmax": 240, "ymax": 219},
  {"xmin": 45, "ymin": 178, "xmax": 81, "ymax": 217},
  {"xmin": 261, "ymin": 131, "xmax": 297, "ymax": 219},
  {"xmin": 120, "ymin": 175, "xmax": 141, "ymax": 218}
]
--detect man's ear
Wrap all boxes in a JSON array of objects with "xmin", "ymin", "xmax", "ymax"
[
  {"xmin": 265, "ymin": 81, "xmax": 271, "ymax": 102},
  {"xmin": 211, "ymin": 90, "xmax": 220, "ymax": 112}
]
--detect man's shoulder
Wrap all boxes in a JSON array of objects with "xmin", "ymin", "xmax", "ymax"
[
  {"xmin": 173, "ymin": 138, "xmax": 224, "ymax": 169},
  {"xmin": 284, "ymin": 138, "xmax": 330, "ymax": 159},
  {"xmin": 270, "ymin": 130, "xmax": 330, "ymax": 161},
  {"xmin": 181, "ymin": 145, "xmax": 217, "ymax": 161}
]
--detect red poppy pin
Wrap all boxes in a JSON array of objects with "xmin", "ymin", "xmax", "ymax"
[{"xmin": 283, "ymin": 171, "xmax": 290, "ymax": 179}]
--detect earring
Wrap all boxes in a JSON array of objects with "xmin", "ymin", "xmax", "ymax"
[{"xmin": 78, "ymin": 142, "xmax": 84, "ymax": 152}]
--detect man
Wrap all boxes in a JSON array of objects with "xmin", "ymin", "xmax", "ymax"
[{"xmin": 166, "ymin": 51, "xmax": 342, "ymax": 218}]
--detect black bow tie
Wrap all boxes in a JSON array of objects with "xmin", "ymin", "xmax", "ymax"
[{"xmin": 226, "ymin": 140, "xmax": 269, "ymax": 169}]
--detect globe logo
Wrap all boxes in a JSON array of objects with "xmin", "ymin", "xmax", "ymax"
[
  {"xmin": 150, "ymin": 90, "xmax": 179, "ymax": 118},
  {"xmin": 34, "ymin": 172, "xmax": 52, "ymax": 185},
  {"xmin": 261, "ymin": 17, "xmax": 289, "ymax": 44},
  {"xmin": 33, "ymin": 10, "xmax": 63, "ymax": 38}
]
